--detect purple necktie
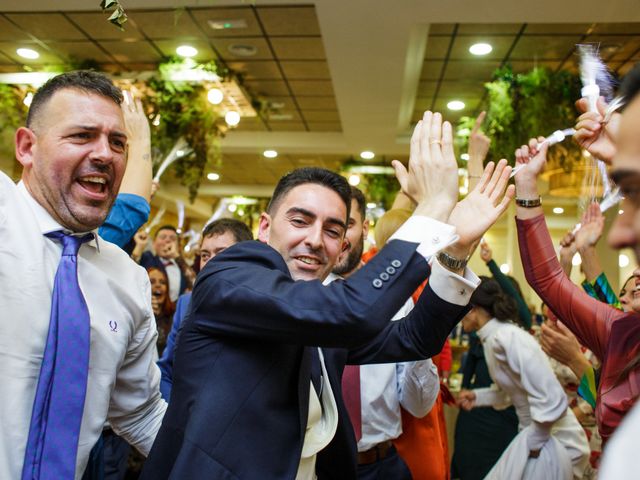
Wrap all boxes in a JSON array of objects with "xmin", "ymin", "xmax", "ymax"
[
  {"xmin": 22, "ymin": 232, "xmax": 93, "ymax": 480},
  {"xmin": 341, "ymin": 365, "xmax": 362, "ymax": 441}
]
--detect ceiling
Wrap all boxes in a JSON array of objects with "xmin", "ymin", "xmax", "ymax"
[{"xmin": 0, "ymin": 0, "xmax": 639, "ymax": 227}]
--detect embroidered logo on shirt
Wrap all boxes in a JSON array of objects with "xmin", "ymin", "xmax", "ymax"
[{"xmin": 109, "ymin": 320, "xmax": 118, "ymax": 332}]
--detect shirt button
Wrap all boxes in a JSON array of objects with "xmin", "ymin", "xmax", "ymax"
[
  {"xmin": 391, "ymin": 259, "xmax": 401, "ymax": 268},
  {"xmin": 372, "ymin": 278, "xmax": 383, "ymax": 289},
  {"xmin": 380, "ymin": 272, "xmax": 390, "ymax": 281},
  {"xmin": 386, "ymin": 266, "xmax": 396, "ymax": 275}
]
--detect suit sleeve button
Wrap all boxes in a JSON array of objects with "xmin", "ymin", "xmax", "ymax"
[
  {"xmin": 391, "ymin": 259, "xmax": 401, "ymax": 268},
  {"xmin": 372, "ymin": 278, "xmax": 383, "ymax": 288}
]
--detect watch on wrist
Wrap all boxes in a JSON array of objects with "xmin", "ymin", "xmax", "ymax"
[
  {"xmin": 437, "ymin": 250, "xmax": 469, "ymax": 271},
  {"xmin": 515, "ymin": 196, "xmax": 542, "ymax": 208}
]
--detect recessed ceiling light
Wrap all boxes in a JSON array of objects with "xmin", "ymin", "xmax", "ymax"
[
  {"xmin": 228, "ymin": 203, "xmax": 237, "ymax": 212},
  {"xmin": 227, "ymin": 44, "xmax": 257, "ymax": 57},
  {"xmin": 360, "ymin": 151, "xmax": 375, "ymax": 160},
  {"xmin": 225, "ymin": 111, "xmax": 241, "ymax": 126},
  {"xmin": 447, "ymin": 100, "xmax": 465, "ymax": 111},
  {"xmin": 207, "ymin": 172, "xmax": 220, "ymax": 181},
  {"xmin": 500, "ymin": 263, "xmax": 510, "ymax": 274},
  {"xmin": 553, "ymin": 207, "xmax": 564, "ymax": 214},
  {"xmin": 263, "ymin": 150, "xmax": 278, "ymax": 158},
  {"xmin": 366, "ymin": 202, "xmax": 377, "ymax": 209},
  {"xmin": 619, "ymin": 254, "xmax": 630, "ymax": 268},
  {"xmin": 23, "ymin": 92, "xmax": 33, "ymax": 106},
  {"xmin": 348, "ymin": 174, "xmax": 361, "ymax": 186},
  {"xmin": 460, "ymin": 153, "xmax": 470, "ymax": 161},
  {"xmin": 16, "ymin": 48, "xmax": 39, "ymax": 60},
  {"xmin": 176, "ymin": 45, "xmax": 198, "ymax": 58},
  {"xmin": 469, "ymin": 43, "xmax": 493, "ymax": 56},
  {"xmin": 207, "ymin": 88, "xmax": 223, "ymax": 105}
]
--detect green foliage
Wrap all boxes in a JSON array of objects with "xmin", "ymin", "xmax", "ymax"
[
  {"xmin": 364, "ymin": 174, "xmax": 398, "ymax": 209},
  {"xmin": 456, "ymin": 66, "xmax": 582, "ymax": 168},
  {"xmin": 146, "ymin": 58, "xmax": 230, "ymax": 201}
]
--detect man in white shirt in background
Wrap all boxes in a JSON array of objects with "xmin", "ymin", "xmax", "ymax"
[
  {"xmin": 0, "ymin": 70, "xmax": 166, "ymax": 479},
  {"xmin": 329, "ymin": 187, "xmax": 439, "ymax": 479}
]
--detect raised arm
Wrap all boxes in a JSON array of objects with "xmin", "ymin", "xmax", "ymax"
[{"xmin": 514, "ymin": 138, "xmax": 624, "ymax": 359}]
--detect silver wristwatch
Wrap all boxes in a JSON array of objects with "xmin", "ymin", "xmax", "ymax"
[{"xmin": 436, "ymin": 250, "xmax": 468, "ymax": 271}]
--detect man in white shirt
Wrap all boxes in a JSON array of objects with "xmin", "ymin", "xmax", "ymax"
[
  {"xmin": 0, "ymin": 70, "xmax": 166, "ymax": 479},
  {"xmin": 331, "ymin": 187, "xmax": 439, "ymax": 479}
]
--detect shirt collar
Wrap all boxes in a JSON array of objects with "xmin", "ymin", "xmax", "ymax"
[
  {"xmin": 477, "ymin": 317, "xmax": 500, "ymax": 342},
  {"xmin": 322, "ymin": 272, "xmax": 341, "ymax": 286},
  {"xmin": 17, "ymin": 180, "xmax": 102, "ymax": 252}
]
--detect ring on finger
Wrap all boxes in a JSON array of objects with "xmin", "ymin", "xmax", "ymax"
[{"xmin": 429, "ymin": 139, "xmax": 442, "ymax": 145}]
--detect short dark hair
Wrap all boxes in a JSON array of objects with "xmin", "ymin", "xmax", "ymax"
[
  {"xmin": 619, "ymin": 63, "xmax": 640, "ymax": 107},
  {"xmin": 202, "ymin": 218, "xmax": 252, "ymax": 243},
  {"xmin": 470, "ymin": 276, "xmax": 518, "ymax": 322},
  {"xmin": 27, "ymin": 70, "xmax": 123, "ymax": 129},
  {"xmin": 267, "ymin": 167, "xmax": 351, "ymax": 221},
  {"xmin": 350, "ymin": 186, "xmax": 366, "ymax": 221},
  {"xmin": 154, "ymin": 225, "xmax": 178, "ymax": 239}
]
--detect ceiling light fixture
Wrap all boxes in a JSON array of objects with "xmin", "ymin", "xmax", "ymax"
[
  {"xmin": 176, "ymin": 45, "xmax": 198, "ymax": 58},
  {"xmin": 469, "ymin": 43, "xmax": 493, "ymax": 56},
  {"xmin": 16, "ymin": 48, "xmax": 39, "ymax": 60},
  {"xmin": 228, "ymin": 203, "xmax": 238, "ymax": 213},
  {"xmin": 366, "ymin": 202, "xmax": 377, "ymax": 209},
  {"xmin": 500, "ymin": 263, "xmax": 510, "ymax": 274},
  {"xmin": 263, "ymin": 150, "xmax": 278, "ymax": 158},
  {"xmin": 23, "ymin": 92, "xmax": 33, "ymax": 107},
  {"xmin": 227, "ymin": 44, "xmax": 258, "ymax": 57},
  {"xmin": 225, "ymin": 111, "xmax": 241, "ymax": 126},
  {"xmin": 360, "ymin": 151, "xmax": 375, "ymax": 160},
  {"xmin": 208, "ymin": 19, "xmax": 248, "ymax": 30},
  {"xmin": 553, "ymin": 207, "xmax": 564, "ymax": 214},
  {"xmin": 207, "ymin": 172, "xmax": 220, "ymax": 181},
  {"xmin": 460, "ymin": 153, "xmax": 470, "ymax": 161},
  {"xmin": 348, "ymin": 174, "xmax": 361, "ymax": 186},
  {"xmin": 447, "ymin": 100, "xmax": 465, "ymax": 111},
  {"xmin": 619, "ymin": 254, "xmax": 630, "ymax": 268},
  {"xmin": 207, "ymin": 88, "xmax": 224, "ymax": 105}
]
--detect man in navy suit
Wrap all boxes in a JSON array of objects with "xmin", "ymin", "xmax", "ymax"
[{"xmin": 141, "ymin": 111, "xmax": 515, "ymax": 479}]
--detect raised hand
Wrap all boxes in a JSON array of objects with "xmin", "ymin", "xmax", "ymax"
[
  {"xmin": 392, "ymin": 111, "xmax": 459, "ymax": 222},
  {"xmin": 468, "ymin": 112, "xmax": 490, "ymax": 172},
  {"xmin": 574, "ymin": 97, "xmax": 620, "ymax": 164},
  {"xmin": 575, "ymin": 202, "xmax": 605, "ymax": 251},
  {"xmin": 120, "ymin": 91, "xmax": 153, "ymax": 202},
  {"xmin": 558, "ymin": 230, "xmax": 577, "ymax": 276},
  {"xmin": 479, "ymin": 239, "xmax": 492, "ymax": 263},
  {"xmin": 447, "ymin": 159, "xmax": 515, "ymax": 254}
]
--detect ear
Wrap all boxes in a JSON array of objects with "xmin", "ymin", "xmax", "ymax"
[
  {"xmin": 15, "ymin": 127, "xmax": 37, "ymax": 168},
  {"xmin": 362, "ymin": 218, "xmax": 370, "ymax": 239},
  {"xmin": 257, "ymin": 212, "xmax": 271, "ymax": 244}
]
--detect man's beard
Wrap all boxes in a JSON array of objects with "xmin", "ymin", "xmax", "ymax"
[{"xmin": 333, "ymin": 234, "xmax": 364, "ymax": 276}]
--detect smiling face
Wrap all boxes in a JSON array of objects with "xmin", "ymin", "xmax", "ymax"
[
  {"xmin": 15, "ymin": 88, "xmax": 127, "ymax": 232},
  {"xmin": 200, "ymin": 230, "xmax": 238, "ymax": 267},
  {"xmin": 148, "ymin": 268, "xmax": 168, "ymax": 316},
  {"xmin": 333, "ymin": 197, "xmax": 368, "ymax": 276},
  {"xmin": 258, "ymin": 183, "xmax": 348, "ymax": 281}
]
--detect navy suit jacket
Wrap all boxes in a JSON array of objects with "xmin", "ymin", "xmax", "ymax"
[
  {"xmin": 141, "ymin": 239, "xmax": 469, "ymax": 479},
  {"xmin": 157, "ymin": 292, "xmax": 191, "ymax": 401}
]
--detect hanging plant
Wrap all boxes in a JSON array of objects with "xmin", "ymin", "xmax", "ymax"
[
  {"xmin": 456, "ymin": 66, "xmax": 583, "ymax": 170},
  {"xmin": 136, "ymin": 57, "xmax": 231, "ymax": 201}
]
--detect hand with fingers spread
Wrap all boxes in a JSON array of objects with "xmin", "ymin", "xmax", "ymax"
[
  {"xmin": 468, "ymin": 111, "xmax": 490, "ymax": 183},
  {"xmin": 392, "ymin": 111, "xmax": 459, "ymax": 223},
  {"xmin": 574, "ymin": 97, "xmax": 620, "ymax": 164},
  {"xmin": 120, "ymin": 91, "xmax": 153, "ymax": 202},
  {"xmin": 446, "ymin": 159, "xmax": 515, "ymax": 257},
  {"xmin": 575, "ymin": 202, "xmax": 605, "ymax": 252}
]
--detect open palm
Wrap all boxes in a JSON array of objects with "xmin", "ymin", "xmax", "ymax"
[{"xmin": 448, "ymin": 160, "xmax": 515, "ymax": 247}]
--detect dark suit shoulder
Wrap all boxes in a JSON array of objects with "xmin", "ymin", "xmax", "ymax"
[{"xmin": 201, "ymin": 240, "xmax": 289, "ymax": 276}]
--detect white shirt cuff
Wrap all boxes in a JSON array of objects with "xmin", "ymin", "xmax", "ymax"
[
  {"xmin": 428, "ymin": 256, "xmax": 480, "ymax": 306},
  {"xmin": 389, "ymin": 215, "xmax": 458, "ymax": 260}
]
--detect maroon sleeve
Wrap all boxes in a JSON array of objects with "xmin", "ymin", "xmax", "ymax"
[{"xmin": 516, "ymin": 214, "xmax": 623, "ymax": 360}]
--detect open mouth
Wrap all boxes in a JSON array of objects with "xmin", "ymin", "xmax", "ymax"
[
  {"xmin": 295, "ymin": 255, "xmax": 322, "ymax": 266},
  {"xmin": 77, "ymin": 175, "xmax": 109, "ymax": 198}
]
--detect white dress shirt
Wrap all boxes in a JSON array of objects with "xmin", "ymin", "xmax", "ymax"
[
  {"xmin": 358, "ymin": 299, "xmax": 440, "ymax": 452},
  {"xmin": 0, "ymin": 172, "xmax": 167, "ymax": 480},
  {"xmin": 474, "ymin": 319, "xmax": 589, "ymax": 479},
  {"xmin": 162, "ymin": 258, "xmax": 181, "ymax": 302}
]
